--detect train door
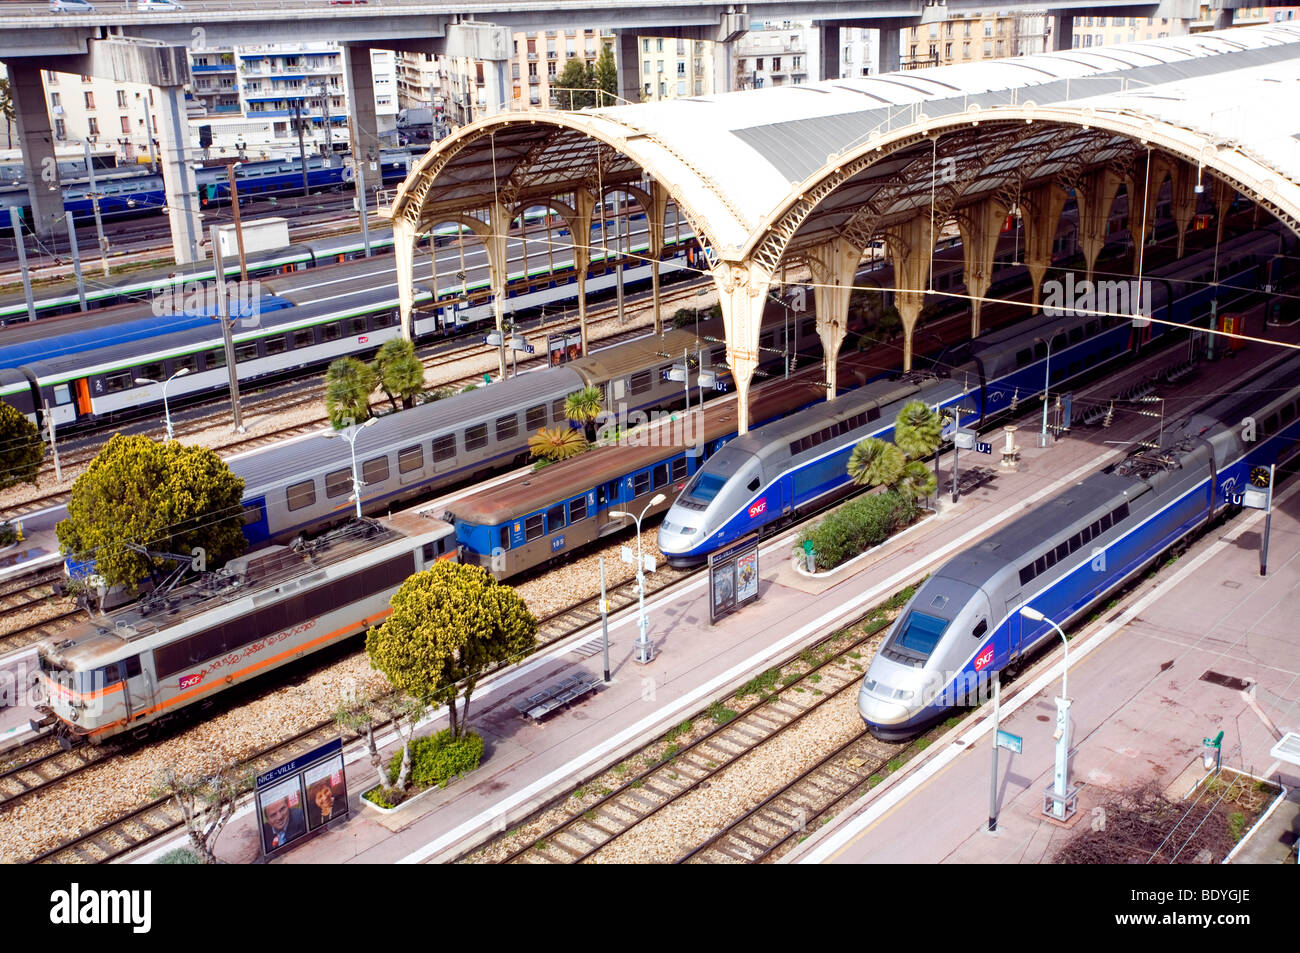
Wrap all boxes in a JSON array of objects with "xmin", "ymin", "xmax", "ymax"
[
  {"xmin": 73, "ymin": 378, "xmax": 92, "ymax": 418},
  {"xmin": 1006, "ymin": 602, "xmax": 1025, "ymax": 666}
]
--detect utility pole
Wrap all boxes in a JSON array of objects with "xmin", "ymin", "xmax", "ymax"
[
  {"xmin": 210, "ymin": 224, "xmax": 244, "ymax": 433},
  {"xmin": 83, "ymin": 139, "xmax": 109, "ymax": 276},
  {"xmin": 292, "ymin": 99, "xmax": 310, "ymax": 197},
  {"xmin": 42, "ymin": 401, "xmax": 62, "ymax": 484},
  {"xmin": 65, "ymin": 212, "xmax": 87, "ymax": 312},
  {"xmin": 9, "ymin": 208, "xmax": 34, "ymax": 322},
  {"xmin": 227, "ymin": 163, "xmax": 248, "ymax": 281}
]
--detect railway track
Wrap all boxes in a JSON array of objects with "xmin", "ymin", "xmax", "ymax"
[
  {"xmin": 0, "ymin": 607, "xmax": 81, "ymax": 654},
  {"xmin": 486, "ymin": 601, "xmax": 906, "ymax": 865}
]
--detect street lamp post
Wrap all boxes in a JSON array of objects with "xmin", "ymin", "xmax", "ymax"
[
  {"xmin": 610, "ymin": 493, "xmax": 666, "ymax": 664},
  {"xmin": 321, "ymin": 418, "xmax": 377, "ymax": 519},
  {"xmin": 134, "ymin": 367, "xmax": 191, "ymax": 442},
  {"xmin": 1039, "ymin": 328, "xmax": 1064, "ymax": 448},
  {"xmin": 1018, "ymin": 606, "xmax": 1077, "ymax": 821}
]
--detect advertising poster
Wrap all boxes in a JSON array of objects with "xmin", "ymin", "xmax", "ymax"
[
  {"xmin": 257, "ymin": 776, "xmax": 308, "ymax": 855},
  {"xmin": 303, "ymin": 754, "xmax": 349, "ymax": 831}
]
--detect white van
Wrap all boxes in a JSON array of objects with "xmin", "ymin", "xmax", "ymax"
[
  {"xmin": 137, "ymin": 0, "xmax": 184, "ymax": 9},
  {"xmin": 50, "ymin": 0, "xmax": 97, "ymax": 12}
]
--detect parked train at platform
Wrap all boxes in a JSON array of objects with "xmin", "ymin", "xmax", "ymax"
[
  {"xmin": 657, "ymin": 227, "xmax": 1292, "ymax": 566},
  {"xmin": 32, "ymin": 513, "xmax": 456, "ymax": 749},
  {"xmin": 858, "ymin": 351, "xmax": 1300, "ymax": 738}
]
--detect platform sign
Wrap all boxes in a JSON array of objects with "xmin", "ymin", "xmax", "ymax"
[
  {"xmin": 256, "ymin": 737, "xmax": 349, "ymax": 857},
  {"xmin": 995, "ymin": 729, "xmax": 1023, "ymax": 755},
  {"xmin": 976, "ymin": 441, "xmax": 993, "ymax": 455},
  {"xmin": 708, "ymin": 534, "xmax": 760, "ymax": 624}
]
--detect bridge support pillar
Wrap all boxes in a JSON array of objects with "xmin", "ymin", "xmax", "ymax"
[
  {"xmin": 614, "ymin": 30, "xmax": 643, "ymax": 104},
  {"xmin": 646, "ymin": 179, "xmax": 669, "ymax": 335},
  {"xmin": 1022, "ymin": 183, "xmax": 1068, "ymax": 313},
  {"xmin": 444, "ymin": 22, "xmax": 511, "ymax": 118},
  {"xmin": 563, "ymin": 189, "xmax": 596, "ymax": 359},
  {"xmin": 887, "ymin": 216, "xmax": 936, "ymax": 372},
  {"xmin": 818, "ymin": 24, "xmax": 841, "ymax": 81},
  {"xmin": 1212, "ymin": 6, "xmax": 1234, "ymax": 30},
  {"xmin": 394, "ymin": 213, "xmax": 416, "ymax": 341},
  {"xmin": 155, "ymin": 84, "xmax": 202, "ymax": 264},
  {"xmin": 956, "ymin": 197, "xmax": 1008, "ymax": 339},
  {"xmin": 876, "ymin": 26, "xmax": 901, "ymax": 74},
  {"xmin": 344, "ymin": 44, "xmax": 379, "ymax": 165},
  {"xmin": 1212, "ymin": 177, "xmax": 1236, "ymax": 244},
  {"xmin": 8, "ymin": 61, "xmax": 65, "ymax": 240},
  {"xmin": 1050, "ymin": 13, "xmax": 1074, "ymax": 51},
  {"xmin": 1168, "ymin": 158, "xmax": 1199, "ymax": 258},
  {"xmin": 714, "ymin": 260, "xmax": 773, "ymax": 435},
  {"xmin": 807, "ymin": 237, "xmax": 861, "ymax": 399}
]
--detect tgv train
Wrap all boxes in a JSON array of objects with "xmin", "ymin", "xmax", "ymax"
[
  {"xmin": 657, "ymin": 227, "xmax": 1287, "ymax": 565},
  {"xmin": 859, "ymin": 352, "xmax": 1300, "ymax": 738},
  {"xmin": 32, "ymin": 512, "xmax": 456, "ymax": 748},
  {"xmin": 0, "ymin": 148, "xmax": 419, "ymax": 227},
  {"xmin": 0, "ymin": 214, "xmax": 700, "ymax": 430}
]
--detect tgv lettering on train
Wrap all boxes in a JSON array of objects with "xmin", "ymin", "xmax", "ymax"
[
  {"xmin": 151, "ymin": 280, "xmax": 264, "ymax": 326},
  {"xmin": 1042, "ymin": 274, "xmax": 1153, "ymax": 324}
]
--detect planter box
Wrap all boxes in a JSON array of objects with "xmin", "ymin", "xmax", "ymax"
[{"xmin": 360, "ymin": 781, "xmax": 444, "ymax": 817}]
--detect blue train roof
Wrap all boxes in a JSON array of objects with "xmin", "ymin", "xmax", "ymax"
[{"xmin": 0, "ymin": 295, "xmax": 291, "ymax": 370}]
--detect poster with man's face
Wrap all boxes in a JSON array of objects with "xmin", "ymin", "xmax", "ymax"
[{"xmin": 258, "ymin": 777, "xmax": 307, "ymax": 855}]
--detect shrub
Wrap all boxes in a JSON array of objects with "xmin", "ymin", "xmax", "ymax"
[
  {"xmin": 387, "ymin": 729, "xmax": 485, "ymax": 790},
  {"xmin": 154, "ymin": 847, "xmax": 201, "ymax": 864},
  {"xmin": 797, "ymin": 491, "xmax": 918, "ymax": 571}
]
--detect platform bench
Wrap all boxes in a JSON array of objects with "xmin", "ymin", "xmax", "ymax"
[{"xmin": 513, "ymin": 671, "xmax": 603, "ymax": 721}]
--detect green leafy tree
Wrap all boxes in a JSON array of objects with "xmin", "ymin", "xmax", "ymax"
[
  {"xmin": 565, "ymin": 385, "xmax": 604, "ymax": 441},
  {"xmin": 334, "ymin": 679, "xmax": 426, "ymax": 799},
  {"xmin": 895, "ymin": 460, "xmax": 938, "ymax": 502},
  {"xmin": 153, "ymin": 762, "xmax": 254, "ymax": 864},
  {"xmin": 555, "ymin": 57, "xmax": 594, "ymax": 109},
  {"xmin": 528, "ymin": 425, "xmax": 588, "ymax": 463},
  {"xmin": 324, "ymin": 356, "xmax": 376, "ymax": 427},
  {"xmin": 594, "ymin": 44, "xmax": 618, "ymax": 106},
  {"xmin": 893, "ymin": 400, "xmax": 943, "ymax": 461},
  {"xmin": 366, "ymin": 562, "xmax": 537, "ymax": 742},
  {"xmin": 0, "ymin": 402, "xmax": 43, "ymax": 490},
  {"xmin": 55, "ymin": 434, "xmax": 246, "ymax": 594},
  {"xmin": 373, "ymin": 338, "xmax": 425, "ymax": 411},
  {"xmin": 0, "ymin": 77, "xmax": 14, "ymax": 150},
  {"xmin": 847, "ymin": 436, "xmax": 904, "ymax": 489}
]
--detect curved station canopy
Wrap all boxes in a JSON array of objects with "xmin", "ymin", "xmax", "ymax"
[{"xmin": 387, "ymin": 22, "xmax": 1300, "ymax": 432}]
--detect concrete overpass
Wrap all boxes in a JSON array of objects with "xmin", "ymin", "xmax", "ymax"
[{"xmin": 0, "ymin": 0, "xmax": 1272, "ymax": 260}]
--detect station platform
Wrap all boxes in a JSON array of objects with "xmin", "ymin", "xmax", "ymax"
[
  {"xmin": 120, "ymin": 333, "xmax": 1300, "ymax": 867},
  {"xmin": 792, "ymin": 474, "xmax": 1300, "ymax": 865}
]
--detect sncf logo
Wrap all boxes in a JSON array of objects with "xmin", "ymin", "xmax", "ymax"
[
  {"xmin": 178, "ymin": 672, "xmax": 206, "ymax": 690},
  {"xmin": 973, "ymin": 646, "xmax": 995, "ymax": 672},
  {"xmin": 748, "ymin": 498, "xmax": 767, "ymax": 519}
]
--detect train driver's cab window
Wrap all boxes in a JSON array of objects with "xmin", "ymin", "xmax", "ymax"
[{"xmin": 972, "ymin": 619, "xmax": 987, "ymax": 639}]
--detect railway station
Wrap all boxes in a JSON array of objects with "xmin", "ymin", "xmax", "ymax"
[{"xmin": 1, "ymin": 11, "xmax": 1299, "ymax": 883}]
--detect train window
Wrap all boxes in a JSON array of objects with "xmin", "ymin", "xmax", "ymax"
[
  {"xmin": 1263, "ymin": 413, "xmax": 1279, "ymax": 436},
  {"xmin": 524, "ymin": 513, "xmax": 545, "ymax": 541},
  {"xmin": 552, "ymin": 398, "xmax": 567, "ymax": 422},
  {"xmin": 972, "ymin": 619, "xmax": 987, "ymax": 639},
  {"xmin": 362, "ymin": 456, "xmax": 390, "ymax": 485},
  {"xmin": 1034, "ymin": 554, "xmax": 1047, "ymax": 576},
  {"xmin": 349, "ymin": 317, "xmax": 367, "ymax": 336},
  {"xmin": 140, "ymin": 363, "xmax": 164, "ymax": 382},
  {"xmin": 499, "ymin": 527, "xmax": 510, "ymax": 551},
  {"xmin": 711, "ymin": 347, "xmax": 726, "ymax": 365},
  {"xmin": 265, "ymin": 336, "xmax": 287, "ymax": 356},
  {"xmin": 325, "ymin": 469, "xmax": 352, "ymax": 498},
  {"xmin": 373, "ymin": 312, "xmax": 395, "ymax": 328},
  {"xmin": 868, "ymin": 406, "xmax": 880, "ymax": 422},
  {"xmin": 1019, "ymin": 565, "xmax": 1035, "ymax": 586},
  {"xmin": 175, "ymin": 355, "xmax": 199, "ymax": 376},
  {"xmin": 632, "ymin": 470, "xmax": 651, "ymax": 496},
  {"xmin": 496, "ymin": 414, "xmax": 519, "ymax": 441},
  {"xmin": 569, "ymin": 496, "xmax": 588, "ymax": 523},
  {"xmin": 653, "ymin": 463, "xmax": 669, "ymax": 488},
  {"xmin": 235, "ymin": 342, "xmax": 259, "ymax": 363},
  {"xmin": 1014, "ymin": 348, "xmax": 1033, "ymax": 368},
  {"xmin": 287, "ymin": 480, "xmax": 317, "ymax": 511},
  {"xmin": 1055, "ymin": 541, "xmax": 1069, "ymax": 561},
  {"xmin": 671, "ymin": 456, "xmax": 688, "ymax": 481},
  {"xmin": 399, "ymin": 446, "xmax": 424, "ymax": 473},
  {"xmin": 207, "ymin": 348, "xmax": 227, "ymax": 369},
  {"xmin": 465, "ymin": 424, "xmax": 488, "ymax": 451},
  {"xmin": 242, "ymin": 503, "xmax": 264, "ymax": 525},
  {"xmin": 630, "ymin": 370, "xmax": 652, "ymax": 395},
  {"xmin": 1068, "ymin": 361, "xmax": 1080, "ymax": 377},
  {"xmin": 433, "ymin": 434, "xmax": 456, "ymax": 460},
  {"xmin": 1068, "ymin": 328, "xmax": 1083, "ymax": 345},
  {"xmin": 103, "ymin": 372, "xmax": 132, "ymax": 393},
  {"xmin": 1069, "ymin": 532, "xmax": 1082, "ymax": 553},
  {"xmin": 526, "ymin": 405, "xmax": 546, "ymax": 431},
  {"xmin": 293, "ymin": 329, "xmax": 315, "ymax": 349},
  {"xmin": 1034, "ymin": 342, "xmax": 1047, "ymax": 361},
  {"xmin": 1112, "ymin": 502, "xmax": 1129, "ymax": 523},
  {"xmin": 545, "ymin": 504, "xmax": 565, "ymax": 532},
  {"xmin": 322, "ymin": 323, "xmax": 341, "ymax": 342},
  {"xmin": 1281, "ymin": 402, "xmax": 1297, "ymax": 425}
]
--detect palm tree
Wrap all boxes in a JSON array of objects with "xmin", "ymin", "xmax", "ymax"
[
  {"xmin": 528, "ymin": 426, "xmax": 588, "ymax": 464},
  {"xmin": 373, "ymin": 338, "xmax": 425, "ymax": 411},
  {"xmin": 565, "ymin": 385, "xmax": 604, "ymax": 441},
  {"xmin": 895, "ymin": 460, "xmax": 937, "ymax": 502},
  {"xmin": 893, "ymin": 400, "xmax": 943, "ymax": 461},
  {"xmin": 847, "ymin": 437, "xmax": 904, "ymax": 488},
  {"xmin": 324, "ymin": 356, "xmax": 376, "ymax": 428}
]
